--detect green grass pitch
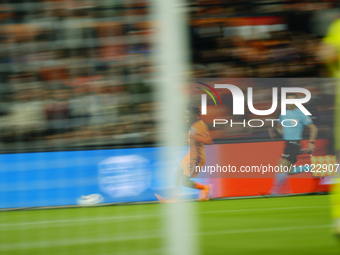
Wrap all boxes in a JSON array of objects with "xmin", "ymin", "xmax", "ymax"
[{"xmin": 0, "ymin": 195, "xmax": 339, "ymax": 255}]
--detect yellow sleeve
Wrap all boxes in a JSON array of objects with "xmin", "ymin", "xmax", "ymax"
[
  {"xmin": 326, "ymin": 19, "xmax": 340, "ymax": 229},
  {"xmin": 327, "ymin": 20, "xmax": 340, "ymax": 150},
  {"xmin": 323, "ymin": 19, "xmax": 340, "ymax": 48}
]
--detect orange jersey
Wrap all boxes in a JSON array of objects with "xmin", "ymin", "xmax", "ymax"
[
  {"xmin": 180, "ymin": 119, "xmax": 213, "ymax": 177},
  {"xmin": 187, "ymin": 119, "xmax": 212, "ymax": 162}
]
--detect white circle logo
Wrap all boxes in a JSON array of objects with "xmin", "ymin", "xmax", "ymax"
[{"xmin": 98, "ymin": 155, "xmax": 151, "ymax": 198}]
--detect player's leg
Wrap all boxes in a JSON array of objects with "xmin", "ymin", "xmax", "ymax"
[
  {"xmin": 270, "ymin": 141, "xmax": 301, "ymax": 195},
  {"xmin": 288, "ymin": 146, "xmax": 315, "ymax": 175},
  {"xmin": 176, "ymin": 153, "xmax": 211, "ymax": 200},
  {"xmin": 182, "ymin": 159, "xmax": 211, "ymax": 200},
  {"xmin": 181, "ymin": 174, "xmax": 211, "ymax": 201},
  {"xmin": 167, "ymin": 166, "xmax": 185, "ymax": 201},
  {"xmin": 156, "ymin": 164, "xmax": 208, "ymax": 202},
  {"xmin": 270, "ymin": 158, "xmax": 292, "ymax": 195},
  {"xmin": 190, "ymin": 156, "xmax": 211, "ymax": 200},
  {"xmin": 181, "ymin": 174, "xmax": 203, "ymax": 189},
  {"xmin": 175, "ymin": 166, "xmax": 184, "ymax": 187},
  {"xmin": 155, "ymin": 167, "xmax": 184, "ymax": 203}
]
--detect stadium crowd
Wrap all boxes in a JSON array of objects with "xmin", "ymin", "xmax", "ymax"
[
  {"xmin": 0, "ymin": 0, "xmax": 156, "ymax": 150},
  {"xmin": 0, "ymin": 0, "xmax": 339, "ymax": 150}
]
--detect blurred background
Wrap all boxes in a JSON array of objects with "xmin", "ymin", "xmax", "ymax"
[
  {"xmin": 1, "ymin": 1, "xmax": 340, "ymax": 255},
  {"xmin": 0, "ymin": 0, "xmax": 338, "ymax": 151},
  {"xmin": 0, "ymin": 0, "xmax": 155, "ymax": 152}
]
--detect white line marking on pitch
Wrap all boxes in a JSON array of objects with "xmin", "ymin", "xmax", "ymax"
[
  {"xmin": 200, "ymin": 205, "xmax": 330, "ymax": 214},
  {"xmin": 0, "ymin": 231, "xmax": 160, "ymax": 251},
  {"xmin": 0, "ymin": 214, "xmax": 160, "ymax": 228},
  {"xmin": 0, "ymin": 205, "xmax": 330, "ymax": 230},
  {"xmin": 202, "ymin": 224, "xmax": 331, "ymax": 236},
  {"xmin": 0, "ymin": 224, "xmax": 331, "ymax": 251}
]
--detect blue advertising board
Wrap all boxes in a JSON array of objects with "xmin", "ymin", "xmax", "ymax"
[{"xmin": 0, "ymin": 147, "xmax": 204, "ymax": 209}]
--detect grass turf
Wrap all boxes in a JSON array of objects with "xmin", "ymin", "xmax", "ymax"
[{"xmin": 0, "ymin": 195, "xmax": 339, "ymax": 255}]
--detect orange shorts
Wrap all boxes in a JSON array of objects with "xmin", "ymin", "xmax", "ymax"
[{"xmin": 179, "ymin": 152, "xmax": 206, "ymax": 178}]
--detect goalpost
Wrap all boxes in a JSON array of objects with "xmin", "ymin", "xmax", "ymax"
[{"xmin": 151, "ymin": 0, "xmax": 198, "ymax": 254}]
